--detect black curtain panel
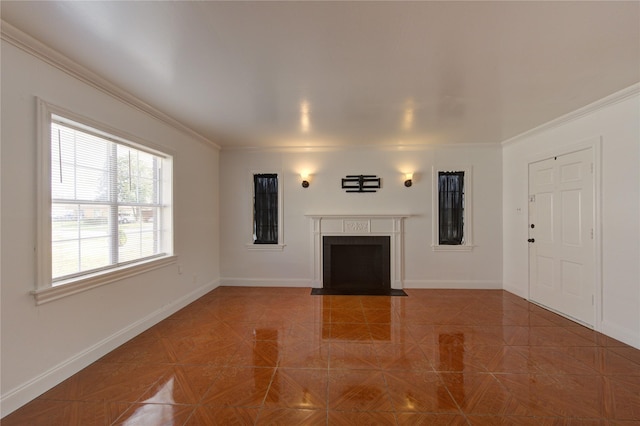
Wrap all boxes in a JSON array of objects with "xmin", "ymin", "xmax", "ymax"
[
  {"xmin": 253, "ymin": 174, "xmax": 278, "ymax": 244},
  {"xmin": 438, "ymin": 171, "xmax": 464, "ymax": 245}
]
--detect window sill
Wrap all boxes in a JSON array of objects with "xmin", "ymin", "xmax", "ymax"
[
  {"xmin": 432, "ymin": 244, "xmax": 475, "ymax": 252},
  {"xmin": 245, "ymin": 243, "xmax": 286, "ymax": 252},
  {"xmin": 31, "ymin": 255, "xmax": 178, "ymax": 305}
]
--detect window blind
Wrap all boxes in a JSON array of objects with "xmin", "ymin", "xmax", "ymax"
[{"xmin": 51, "ymin": 120, "xmax": 166, "ymax": 282}]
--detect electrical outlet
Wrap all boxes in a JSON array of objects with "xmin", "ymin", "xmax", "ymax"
[
  {"xmin": 178, "ymin": 264, "xmax": 183, "ymax": 274},
  {"xmin": 192, "ymin": 274, "xmax": 197, "ymax": 284}
]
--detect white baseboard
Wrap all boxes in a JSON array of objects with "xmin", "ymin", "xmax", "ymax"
[
  {"xmin": 600, "ymin": 320, "xmax": 640, "ymax": 350},
  {"xmin": 502, "ymin": 282, "xmax": 528, "ymax": 299},
  {"xmin": 0, "ymin": 279, "xmax": 219, "ymax": 418},
  {"xmin": 220, "ymin": 278, "xmax": 503, "ymax": 291},
  {"xmin": 220, "ymin": 277, "xmax": 312, "ymax": 287},
  {"xmin": 403, "ymin": 280, "xmax": 502, "ymax": 289}
]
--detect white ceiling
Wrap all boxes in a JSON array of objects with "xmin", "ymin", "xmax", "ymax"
[{"xmin": 2, "ymin": 1, "xmax": 639, "ymax": 149}]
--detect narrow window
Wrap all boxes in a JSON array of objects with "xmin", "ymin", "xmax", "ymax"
[
  {"xmin": 253, "ymin": 173, "xmax": 278, "ymax": 244},
  {"xmin": 438, "ymin": 171, "xmax": 465, "ymax": 245}
]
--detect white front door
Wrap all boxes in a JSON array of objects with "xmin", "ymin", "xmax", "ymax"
[{"xmin": 528, "ymin": 148, "xmax": 595, "ymax": 326}]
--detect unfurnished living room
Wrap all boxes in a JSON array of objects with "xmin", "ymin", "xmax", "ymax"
[{"xmin": 1, "ymin": 1, "xmax": 639, "ymax": 424}]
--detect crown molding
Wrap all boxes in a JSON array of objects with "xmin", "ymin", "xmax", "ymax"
[
  {"xmin": 1, "ymin": 20, "xmax": 220, "ymax": 151},
  {"xmin": 501, "ymin": 83, "xmax": 640, "ymax": 147},
  {"xmin": 221, "ymin": 141, "xmax": 500, "ymax": 153}
]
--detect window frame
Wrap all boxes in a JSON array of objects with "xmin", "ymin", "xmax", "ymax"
[
  {"xmin": 34, "ymin": 99, "xmax": 176, "ymax": 304},
  {"xmin": 245, "ymin": 170, "xmax": 284, "ymax": 251},
  {"xmin": 431, "ymin": 166, "xmax": 474, "ymax": 251}
]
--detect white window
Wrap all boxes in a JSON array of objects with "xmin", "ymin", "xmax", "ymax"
[
  {"xmin": 431, "ymin": 166, "xmax": 473, "ymax": 251},
  {"xmin": 35, "ymin": 100, "xmax": 174, "ymax": 304}
]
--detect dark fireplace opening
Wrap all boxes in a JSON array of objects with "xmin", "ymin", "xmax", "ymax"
[{"xmin": 323, "ymin": 236, "xmax": 390, "ymax": 291}]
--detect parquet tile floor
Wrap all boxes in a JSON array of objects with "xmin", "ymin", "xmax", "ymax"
[{"xmin": 3, "ymin": 287, "xmax": 640, "ymax": 425}]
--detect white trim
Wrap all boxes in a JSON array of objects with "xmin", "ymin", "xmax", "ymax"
[
  {"xmin": 502, "ymin": 83, "xmax": 640, "ymax": 147},
  {"xmin": 248, "ymin": 170, "xmax": 284, "ymax": 248},
  {"xmin": 1, "ymin": 279, "xmax": 220, "ymax": 416},
  {"xmin": 590, "ymin": 138, "xmax": 603, "ymax": 334},
  {"xmin": 0, "ymin": 20, "xmax": 219, "ymax": 150},
  {"xmin": 431, "ymin": 244, "xmax": 475, "ymax": 252},
  {"xmin": 527, "ymin": 137, "xmax": 601, "ymax": 166},
  {"xmin": 503, "ymin": 284, "xmax": 527, "ymax": 300},
  {"xmin": 306, "ymin": 214, "xmax": 409, "ymax": 290},
  {"xmin": 36, "ymin": 99, "xmax": 175, "ymax": 300},
  {"xmin": 431, "ymin": 166, "xmax": 474, "ymax": 250},
  {"xmin": 245, "ymin": 243, "xmax": 286, "ymax": 252},
  {"xmin": 222, "ymin": 142, "xmax": 501, "ymax": 153},
  {"xmin": 36, "ymin": 98, "xmax": 53, "ymax": 291},
  {"xmin": 220, "ymin": 278, "xmax": 311, "ymax": 287},
  {"xmin": 51, "ymin": 111, "xmax": 175, "ymax": 158},
  {"xmin": 529, "ymin": 300, "xmax": 595, "ymax": 329},
  {"xmin": 403, "ymin": 280, "xmax": 502, "ymax": 289},
  {"xmin": 601, "ymin": 320, "xmax": 640, "ymax": 350},
  {"xmin": 32, "ymin": 255, "xmax": 178, "ymax": 305}
]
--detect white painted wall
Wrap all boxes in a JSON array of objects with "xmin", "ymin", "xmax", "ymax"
[
  {"xmin": 220, "ymin": 145, "xmax": 503, "ymax": 289},
  {"xmin": 502, "ymin": 86, "xmax": 640, "ymax": 348},
  {"xmin": 0, "ymin": 40, "xmax": 220, "ymax": 415}
]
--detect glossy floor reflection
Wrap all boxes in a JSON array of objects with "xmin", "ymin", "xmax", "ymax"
[{"xmin": 4, "ymin": 288, "xmax": 640, "ymax": 425}]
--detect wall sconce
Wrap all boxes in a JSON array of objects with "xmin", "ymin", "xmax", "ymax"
[
  {"xmin": 404, "ymin": 172, "xmax": 413, "ymax": 187},
  {"xmin": 301, "ymin": 172, "xmax": 310, "ymax": 188}
]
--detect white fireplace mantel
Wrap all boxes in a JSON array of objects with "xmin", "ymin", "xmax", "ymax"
[{"xmin": 305, "ymin": 214, "xmax": 410, "ymax": 289}]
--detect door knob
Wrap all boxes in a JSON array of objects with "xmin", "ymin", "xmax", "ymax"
[{"xmin": 528, "ymin": 238, "xmax": 535, "ymax": 243}]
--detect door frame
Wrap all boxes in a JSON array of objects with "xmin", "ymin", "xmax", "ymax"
[{"xmin": 527, "ymin": 136, "xmax": 602, "ymax": 330}]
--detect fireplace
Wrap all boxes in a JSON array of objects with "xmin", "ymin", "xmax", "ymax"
[
  {"xmin": 323, "ymin": 236, "xmax": 390, "ymax": 291},
  {"xmin": 306, "ymin": 214, "xmax": 409, "ymax": 290}
]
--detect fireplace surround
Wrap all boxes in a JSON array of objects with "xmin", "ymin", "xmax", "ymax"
[
  {"xmin": 306, "ymin": 214, "xmax": 409, "ymax": 290},
  {"xmin": 323, "ymin": 235, "xmax": 390, "ymax": 291}
]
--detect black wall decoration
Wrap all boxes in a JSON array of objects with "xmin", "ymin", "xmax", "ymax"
[{"xmin": 341, "ymin": 175, "xmax": 381, "ymax": 193}]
